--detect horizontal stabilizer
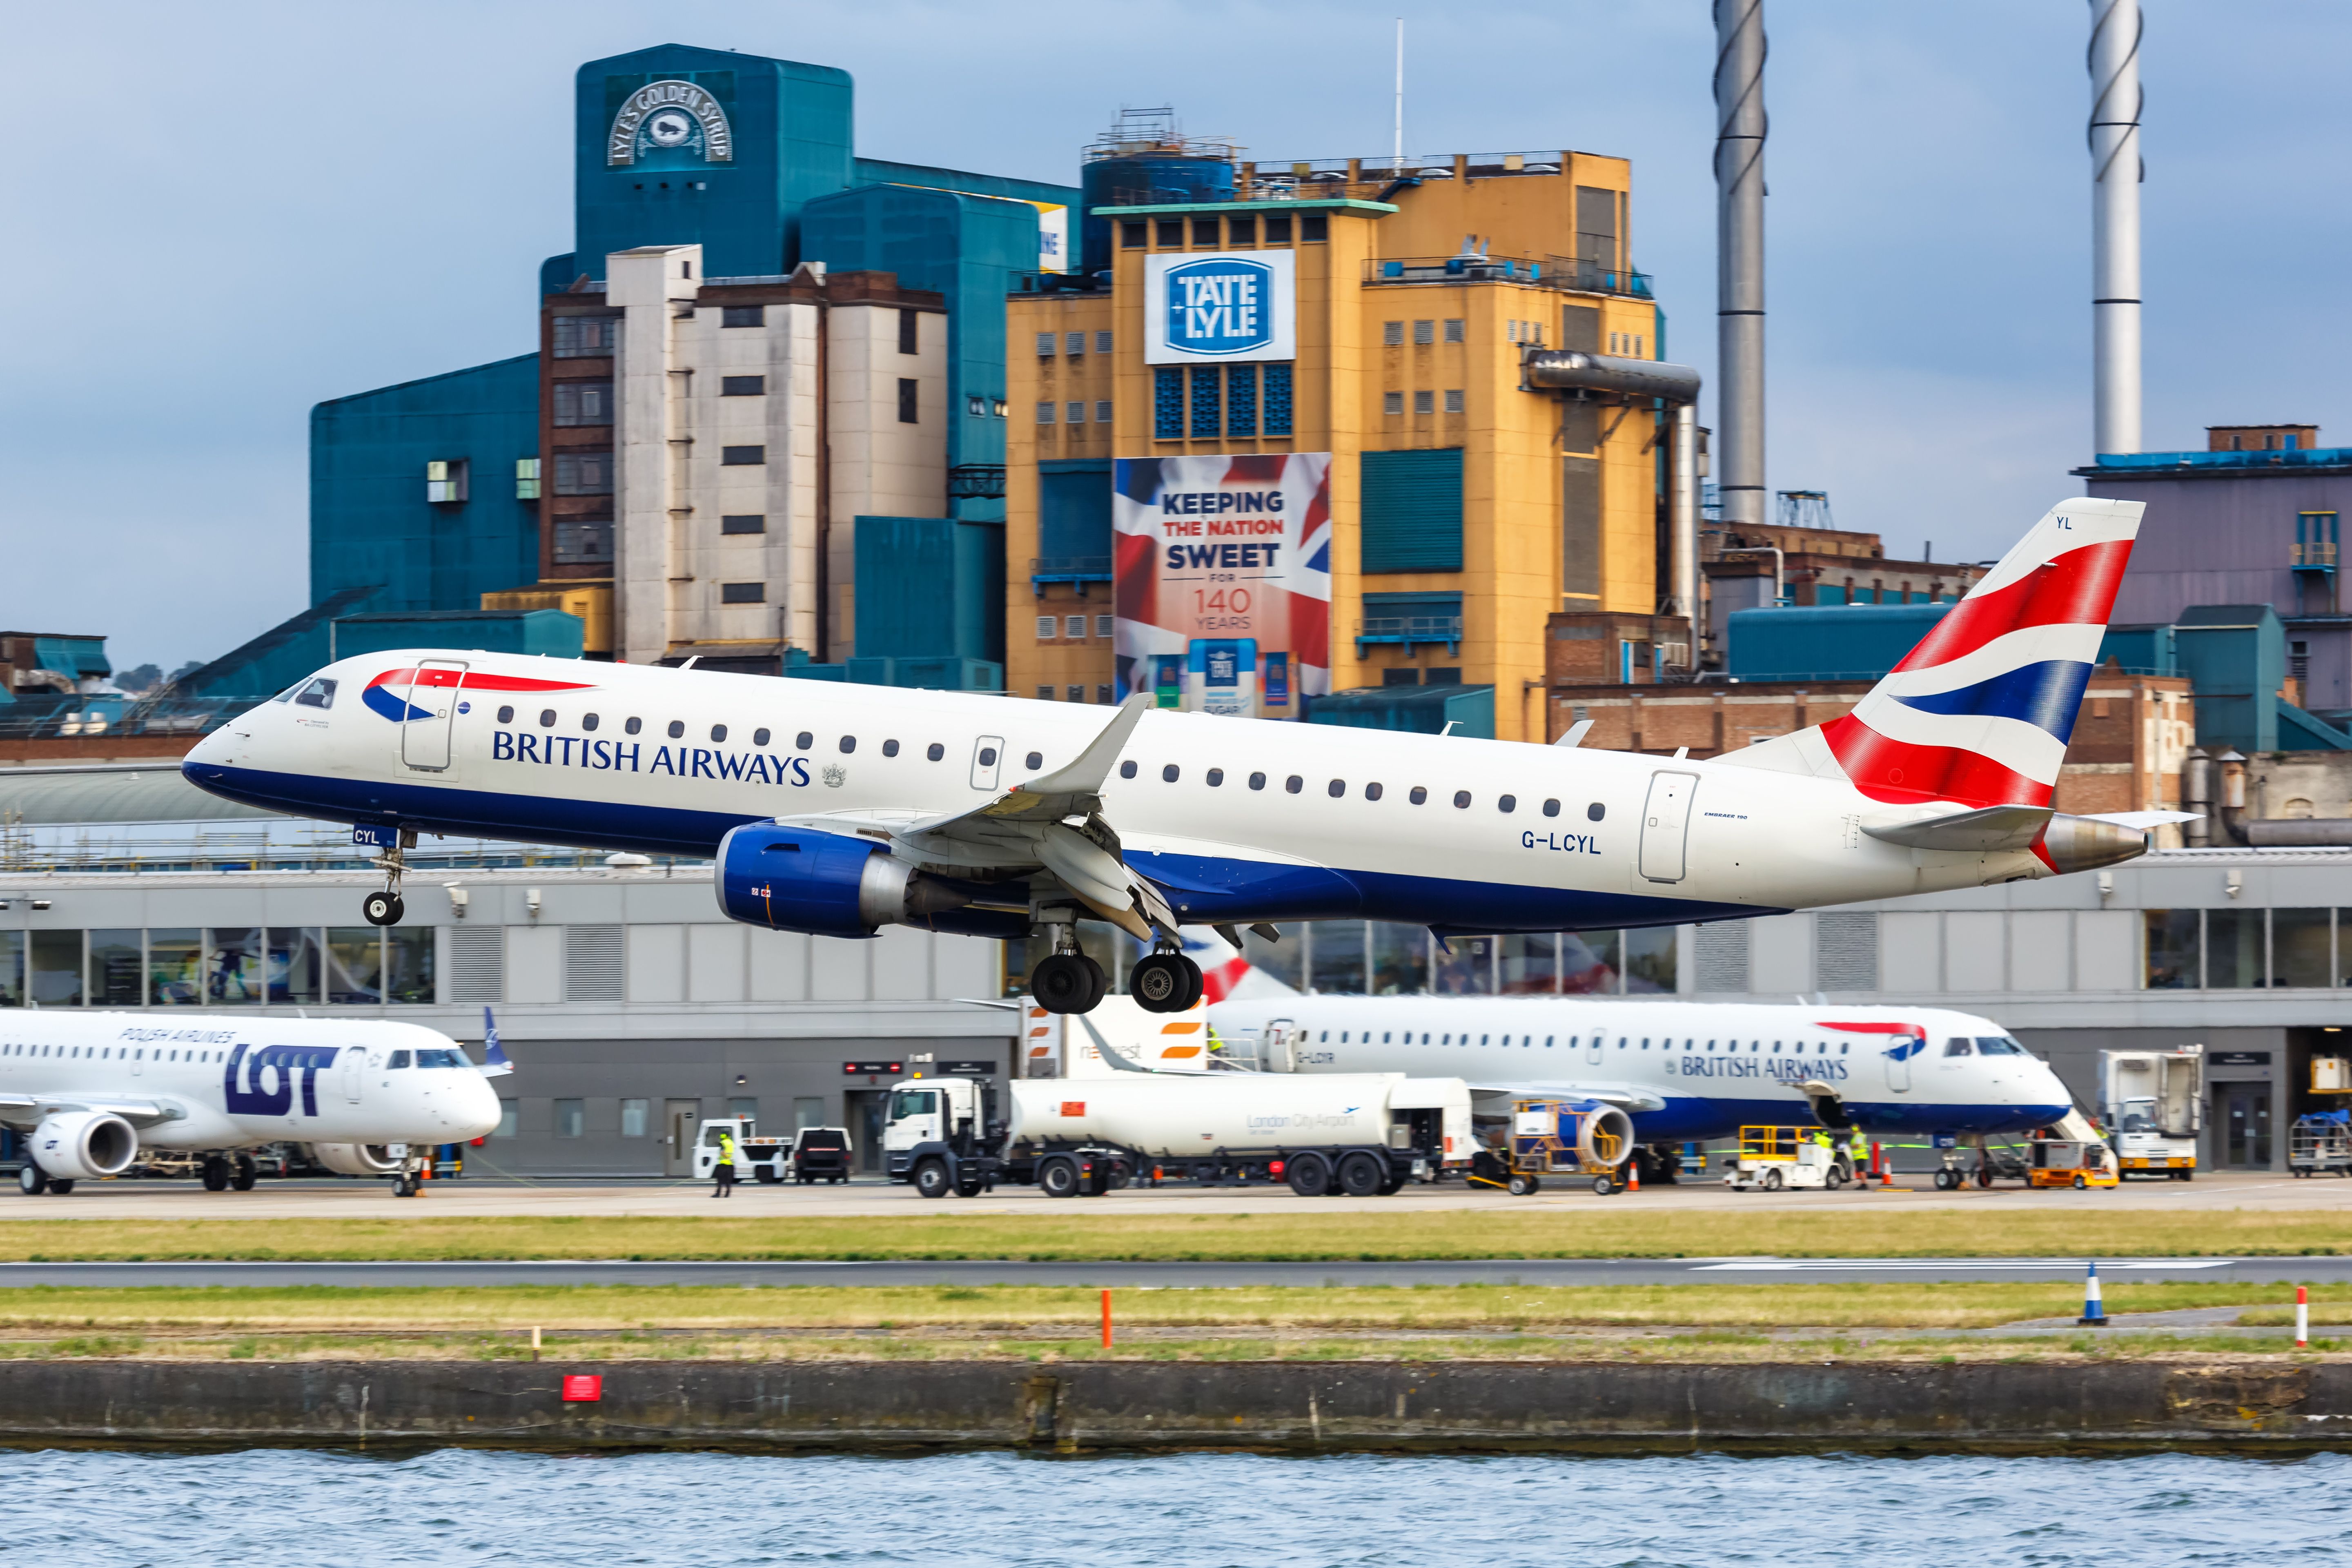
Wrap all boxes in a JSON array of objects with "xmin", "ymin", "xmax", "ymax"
[
  {"xmin": 1861, "ymin": 804, "xmax": 2053, "ymax": 852},
  {"xmin": 2085, "ymin": 810, "xmax": 2201, "ymax": 832}
]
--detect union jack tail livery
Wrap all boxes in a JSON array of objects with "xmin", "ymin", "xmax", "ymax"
[{"xmin": 1726, "ymin": 498, "xmax": 2144, "ymax": 808}]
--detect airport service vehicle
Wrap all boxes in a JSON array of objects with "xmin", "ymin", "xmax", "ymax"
[
  {"xmin": 791, "ymin": 1127, "xmax": 853, "ymax": 1183},
  {"xmin": 0, "ymin": 1012, "xmax": 503, "ymax": 1197},
  {"xmin": 2290, "ymin": 1110, "xmax": 2352, "ymax": 1178},
  {"xmin": 2098, "ymin": 1045, "xmax": 2202, "ymax": 1179},
  {"xmin": 1722, "ymin": 1126, "xmax": 1852, "ymax": 1192},
  {"xmin": 689, "ymin": 1118, "xmax": 791, "ymax": 1183},
  {"xmin": 882, "ymin": 1072, "xmax": 1472, "ymax": 1198},
  {"xmin": 1490, "ymin": 1097, "xmax": 1634, "ymax": 1196},
  {"xmin": 2025, "ymin": 1137, "xmax": 2118, "ymax": 1189},
  {"xmin": 185, "ymin": 500, "xmax": 2174, "ymax": 1018}
]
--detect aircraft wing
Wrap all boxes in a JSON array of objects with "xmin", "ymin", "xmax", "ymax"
[
  {"xmin": 1462, "ymin": 1081, "xmax": 1669, "ymax": 1113},
  {"xmin": 0, "ymin": 1093, "xmax": 183, "ymax": 1127},
  {"xmin": 818, "ymin": 695, "xmax": 1178, "ymax": 942}
]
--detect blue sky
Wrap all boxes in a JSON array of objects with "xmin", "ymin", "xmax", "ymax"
[{"xmin": 4, "ymin": 0, "xmax": 2343, "ymax": 671}]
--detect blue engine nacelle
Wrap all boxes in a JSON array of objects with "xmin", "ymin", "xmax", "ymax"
[{"xmin": 715, "ymin": 823, "xmax": 1028, "ymax": 940}]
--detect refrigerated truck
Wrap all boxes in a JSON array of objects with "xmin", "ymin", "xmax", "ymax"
[
  {"xmin": 881, "ymin": 1072, "xmax": 1472, "ymax": 1198},
  {"xmin": 2098, "ymin": 1046, "xmax": 2203, "ymax": 1179}
]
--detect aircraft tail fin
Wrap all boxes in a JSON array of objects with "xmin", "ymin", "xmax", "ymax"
[
  {"xmin": 1722, "ymin": 497, "xmax": 2143, "ymax": 806},
  {"xmin": 479, "ymin": 1006, "xmax": 515, "ymax": 1078}
]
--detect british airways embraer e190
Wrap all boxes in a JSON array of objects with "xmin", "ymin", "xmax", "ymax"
[{"xmin": 185, "ymin": 499, "xmax": 2174, "ymax": 1016}]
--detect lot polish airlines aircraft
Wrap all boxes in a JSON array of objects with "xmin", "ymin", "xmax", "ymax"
[
  {"xmin": 0, "ymin": 1013, "xmax": 503, "ymax": 1196},
  {"xmin": 184, "ymin": 499, "xmax": 2171, "ymax": 1016}
]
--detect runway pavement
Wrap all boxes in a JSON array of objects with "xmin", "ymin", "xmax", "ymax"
[{"xmin": 0, "ymin": 1255, "xmax": 2339, "ymax": 1287}]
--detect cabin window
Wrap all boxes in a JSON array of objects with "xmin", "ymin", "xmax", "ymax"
[
  {"xmin": 1453, "ymin": 791, "xmax": 1472, "ymax": 808},
  {"xmin": 1363, "ymin": 782, "xmax": 1383, "ymax": 801},
  {"xmin": 626, "ymin": 717, "xmax": 643, "ymax": 735},
  {"xmin": 796, "ymin": 732, "xmax": 813, "ymax": 750},
  {"xmin": 582, "ymin": 714, "xmax": 600, "ymax": 732},
  {"xmin": 1588, "ymin": 802, "xmax": 1606, "ymax": 821},
  {"xmin": 1409, "ymin": 786, "xmax": 1428, "ymax": 804},
  {"xmin": 497, "ymin": 706, "xmax": 515, "ymax": 724},
  {"xmin": 753, "ymin": 728, "xmax": 771, "ymax": 746},
  {"xmin": 1163, "ymin": 764, "xmax": 1180, "ymax": 782},
  {"xmin": 1249, "ymin": 772, "xmax": 1267, "ymax": 790},
  {"xmin": 538, "ymin": 709, "xmax": 556, "ymax": 727},
  {"xmin": 884, "ymin": 740, "xmax": 901, "ymax": 757},
  {"xmin": 1543, "ymin": 800, "xmax": 1560, "ymax": 817},
  {"xmin": 1120, "ymin": 761, "xmax": 1138, "ymax": 779},
  {"xmin": 1286, "ymin": 776, "xmax": 1303, "ymax": 794},
  {"xmin": 1498, "ymin": 795, "xmax": 1516, "ymax": 813},
  {"xmin": 928, "ymin": 743, "xmax": 945, "ymax": 761},
  {"xmin": 1327, "ymin": 779, "xmax": 1345, "ymax": 798},
  {"xmin": 710, "ymin": 724, "xmax": 728, "ymax": 742},
  {"xmin": 1207, "ymin": 768, "xmax": 1224, "ymax": 786},
  {"xmin": 667, "ymin": 721, "xmax": 685, "ymax": 739}
]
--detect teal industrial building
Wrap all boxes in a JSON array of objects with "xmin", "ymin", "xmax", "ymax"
[{"xmin": 175, "ymin": 43, "xmax": 1078, "ymax": 710}]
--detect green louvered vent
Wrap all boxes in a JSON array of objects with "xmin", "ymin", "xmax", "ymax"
[{"xmin": 1360, "ymin": 448, "xmax": 1464, "ymax": 573}]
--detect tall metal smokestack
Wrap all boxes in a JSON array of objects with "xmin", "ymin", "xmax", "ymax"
[
  {"xmin": 2089, "ymin": 0, "xmax": 2143, "ymax": 455},
  {"xmin": 1713, "ymin": 0, "xmax": 1766, "ymax": 532}
]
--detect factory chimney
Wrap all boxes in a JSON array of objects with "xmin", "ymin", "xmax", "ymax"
[
  {"xmin": 2089, "ymin": 0, "xmax": 2143, "ymax": 455},
  {"xmin": 1713, "ymin": 0, "xmax": 1766, "ymax": 532}
]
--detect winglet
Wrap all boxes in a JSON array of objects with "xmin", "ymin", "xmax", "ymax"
[
  {"xmin": 480, "ymin": 1006, "xmax": 515, "ymax": 1078},
  {"xmin": 1554, "ymin": 719, "xmax": 1593, "ymax": 748}
]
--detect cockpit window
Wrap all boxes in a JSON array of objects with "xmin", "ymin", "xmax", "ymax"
[
  {"xmin": 413, "ymin": 1049, "xmax": 466, "ymax": 1069},
  {"xmin": 1942, "ymin": 1038, "xmax": 1974, "ymax": 1057},
  {"xmin": 386, "ymin": 1049, "xmax": 412, "ymax": 1069},
  {"xmin": 294, "ymin": 677, "xmax": 338, "ymax": 710},
  {"xmin": 1975, "ymin": 1036, "xmax": 2027, "ymax": 1056},
  {"xmin": 272, "ymin": 682, "xmax": 302, "ymax": 703}
]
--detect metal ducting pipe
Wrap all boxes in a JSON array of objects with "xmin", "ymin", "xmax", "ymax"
[
  {"xmin": 2245, "ymin": 819, "xmax": 2352, "ymax": 848},
  {"xmin": 2216, "ymin": 748, "xmax": 2248, "ymax": 846},
  {"xmin": 1713, "ymin": 0, "xmax": 1767, "ymax": 529},
  {"xmin": 2180, "ymin": 747, "xmax": 2211, "ymax": 848},
  {"xmin": 1669, "ymin": 404, "xmax": 1700, "ymax": 668},
  {"xmin": 2089, "ymin": 0, "xmax": 2144, "ymax": 455},
  {"xmin": 1522, "ymin": 351, "xmax": 1702, "ymax": 405}
]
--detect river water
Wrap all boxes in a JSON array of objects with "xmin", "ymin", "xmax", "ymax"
[{"xmin": 4, "ymin": 1447, "xmax": 2347, "ymax": 1566}]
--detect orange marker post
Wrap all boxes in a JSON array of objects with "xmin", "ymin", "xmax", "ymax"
[
  {"xmin": 2298, "ymin": 1285, "xmax": 2310, "ymax": 1349},
  {"xmin": 1101, "ymin": 1288, "xmax": 1113, "ymax": 1349}
]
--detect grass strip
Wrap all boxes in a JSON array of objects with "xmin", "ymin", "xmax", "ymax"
[{"xmin": 2, "ymin": 1208, "xmax": 2352, "ymax": 1261}]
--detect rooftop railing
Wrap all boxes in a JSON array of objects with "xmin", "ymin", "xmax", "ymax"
[{"xmin": 1364, "ymin": 255, "xmax": 1652, "ymax": 299}]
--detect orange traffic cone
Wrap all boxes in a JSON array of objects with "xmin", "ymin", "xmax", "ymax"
[{"xmin": 1626, "ymin": 1158, "xmax": 1641, "ymax": 1194}]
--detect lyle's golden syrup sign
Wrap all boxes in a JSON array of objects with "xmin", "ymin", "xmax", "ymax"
[{"xmin": 608, "ymin": 80, "xmax": 733, "ymax": 166}]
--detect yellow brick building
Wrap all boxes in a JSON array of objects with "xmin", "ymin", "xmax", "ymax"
[{"xmin": 1007, "ymin": 150, "xmax": 1675, "ymax": 743}]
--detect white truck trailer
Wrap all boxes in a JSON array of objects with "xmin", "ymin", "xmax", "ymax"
[
  {"xmin": 2098, "ymin": 1045, "xmax": 2202, "ymax": 1180},
  {"xmin": 882, "ymin": 1072, "xmax": 1472, "ymax": 1198}
]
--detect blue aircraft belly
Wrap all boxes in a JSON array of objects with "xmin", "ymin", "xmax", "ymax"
[{"xmin": 1629, "ymin": 1095, "xmax": 2074, "ymax": 1143}]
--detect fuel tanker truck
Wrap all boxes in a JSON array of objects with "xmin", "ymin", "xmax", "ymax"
[{"xmin": 880, "ymin": 1071, "xmax": 1474, "ymax": 1198}]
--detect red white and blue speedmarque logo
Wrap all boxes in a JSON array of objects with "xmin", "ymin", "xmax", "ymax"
[
  {"xmin": 361, "ymin": 668, "xmax": 595, "ymax": 724},
  {"xmin": 1144, "ymin": 251, "xmax": 1296, "ymax": 364},
  {"xmin": 1816, "ymin": 1020, "xmax": 1931, "ymax": 1060}
]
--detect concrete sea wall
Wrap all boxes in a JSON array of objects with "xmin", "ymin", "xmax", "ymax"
[{"xmin": 3, "ymin": 1361, "xmax": 2348, "ymax": 1452}]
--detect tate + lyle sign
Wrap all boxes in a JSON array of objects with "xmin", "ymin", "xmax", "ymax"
[{"xmin": 1144, "ymin": 251, "xmax": 1296, "ymax": 365}]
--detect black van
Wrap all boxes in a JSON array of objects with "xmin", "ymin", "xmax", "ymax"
[{"xmin": 792, "ymin": 1127, "xmax": 853, "ymax": 1184}]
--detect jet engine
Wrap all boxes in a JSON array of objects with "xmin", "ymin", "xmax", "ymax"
[
  {"xmin": 1564, "ymin": 1101, "xmax": 1637, "ymax": 1167},
  {"xmin": 29, "ymin": 1111, "xmax": 138, "ymax": 1182},
  {"xmin": 311, "ymin": 1142, "xmax": 407, "ymax": 1176},
  {"xmin": 715, "ymin": 824, "xmax": 1027, "ymax": 940}
]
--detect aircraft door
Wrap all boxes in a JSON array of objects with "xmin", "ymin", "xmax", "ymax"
[
  {"xmin": 1263, "ymin": 1019, "xmax": 1296, "ymax": 1073},
  {"xmin": 1586, "ymin": 1033, "xmax": 1604, "ymax": 1067},
  {"xmin": 343, "ymin": 1049, "xmax": 366, "ymax": 1105},
  {"xmin": 1884, "ymin": 1041, "xmax": 1913, "ymax": 1094},
  {"xmin": 1638, "ymin": 771, "xmax": 1698, "ymax": 883},
  {"xmin": 401, "ymin": 660, "xmax": 468, "ymax": 773},
  {"xmin": 969, "ymin": 735, "xmax": 1004, "ymax": 791}
]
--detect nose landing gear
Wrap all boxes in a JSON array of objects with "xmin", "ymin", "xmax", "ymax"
[{"xmin": 362, "ymin": 828, "xmax": 417, "ymax": 926}]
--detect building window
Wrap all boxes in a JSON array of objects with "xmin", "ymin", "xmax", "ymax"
[
  {"xmin": 1067, "ymin": 401, "xmax": 1086, "ymax": 424},
  {"xmin": 722, "ymin": 305, "xmax": 765, "ymax": 328},
  {"xmin": 552, "ymin": 380, "xmax": 613, "ymax": 426},
  {"xmin": 1229, "ymin": 215, "xmax": 1257, "ymax": 245},
  {"xmin": 1065, "ymin": 616, "xmax": 1087, "ymax": 639},
  {"xmin": 1383, "ymin": 392, "xmax": 1405, "ymax": 416},
  {"xmin": 1443, "ymin": 389, "xmax": 1465, "ymax": 413},
  {"xmin": 1036, "ymin": 401, "xmax": 1057, "ymax": 424},
  {"xmin": 552, "ymin": 519, "xmax": 613, "ymax": 566},
  {"xmin": 620, "ymin": 1098, "xmax": 649, "ymax": 1138},
  {"xmin": 514, "ymin": 458, "xmax": 541, "ymax": 500},
  {"xmin": 1066, "ymin": 331, "xmax": 1086, "ymax": 356},
  {"xmin": 967, "ymin": 395, "xmax": 984, "ymax": 416},
  {"xmin": 1094, "ymin": 614, "xmax": 1114, "ymax": 638},
  {"xmin": 1096, "ymin": 683, "xmax": 1114, "ymax": 703},
  {"xmin": 721, "ymin": 582, "xmax": 765, "ymax": 605},
  {"xmin": 1413, "ymin": 390, "xmax": 1435, "ymax": 415},
  {"xmin": 1155, "ymin": 218, "xmax": 1183, "ymax": 247},
  {"xmin": 1120, "ymin": 220, "xmax": 1146, "ymax": 249},
  {"xmin": 1226, "ymin": 364, "xmax": 1257, "ymax": 437},
  {"xmin": 552, "ymin": 451, "xmax": 612, "ymax": 495},
  {"xmin": 1187, "ymin": 216, "xmax": 1220, "ymax": 246},
  {"xmin": 992, "ymin": 399, "xmax": 1007, "ymax": 418},
  {"xmin": 551, "ymin": 314, "xmax": 618, "ymax": 357},
  {"xmin": 1190, "ymin": 366, "xmax": 1220, "ymax": 439},
  {"xmin": 1036, "ymin": 615, "xmax": 1056, "ymax": 640},
  {"xmin": 721, "ymin": 514, "xmax": 765, "ymax": 535},
  {"xmin": 1037, "ymin": 685, "xmax": 1054, "ymax": 699},
  {"xmin": 1154, "ymin": 368, "xmax": 1184, "ymax": 439},
  {"xmin": 1444, "ymin": 319, "xmax": 1466, "ymax": 343},
  {"xmin": 1383, "ymin": 321, "xmax": 1405, "ymax": 346},
  {"xmin": 1263, "ymin": 364, "xmax": 1292, "ymax": 436},
  {"xmin": 1301, "ymin": 213, "xmax": 1328, "ymax": 242},
  {"xmin": 898, "ymin": 308, "xmax": 920, "ymax": 355},
  {"xmin": 1361, "ymin": 449, "xmax": 1466, "ymax": 572},
  {"xmin": 1095, "ymin": 331, "xmax": 1113, "ymax": 354},
  {"xmin": 1095, "ymin": 399, "xmax": 1114, "ymax": 424},
  {"xmin": 425, "ymin": 459, "xmax": 468, "ymax": 504},
  {"xmin": 1036, "ymin": 332, "xmax": 1057, "ymax": 356},
  {"xmin": 1413, "ymin": 320, "xmax": 1435, "ymax": 346},
  {"xmin": 721, "ymin": 445, "xmax": 766, "ymax": 465},
  {"xmin": 720, "ymin": 375, "xmax": 765, "ymax": 396},
  {"xmin": 897, "ymin": 379, "xmax": 919, "ymax": 424},
  {"xmin": 1264, "ymin": 214, "xmax": 1292, "ymax": 244},
  {"xmin": 555, "ymin": 1099, "xmax": 585, "ymax": 1138}
]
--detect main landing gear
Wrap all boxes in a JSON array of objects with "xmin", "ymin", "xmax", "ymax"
[
  {"xmin": 1129, "ymin": 947, "xmax": 1205, "ymax": 1014},
  {"xmin": 362, "ymin": 828, "xmax": 416, "ymax": 926}
]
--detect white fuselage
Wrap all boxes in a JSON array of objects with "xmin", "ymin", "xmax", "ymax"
[
  {"xmin": 0, "ymin": 1013, "xmax": 503, "ymax": 1151},
  {"xmin": 1201, "ymin": 995, "xmax": 2074, "ymax": 1142},
  {"xmin": 183, "ymin": 652, "xmax": 2062, "ymax": 935}
]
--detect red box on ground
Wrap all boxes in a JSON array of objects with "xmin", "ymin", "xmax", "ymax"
[{"xmin": 561, "ymin": 1375, "xmax": 603, "ymax": 1402}]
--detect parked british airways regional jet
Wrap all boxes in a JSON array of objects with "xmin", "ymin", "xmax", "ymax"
[{"xmin": 184, "ymin": 499, "xmax": 2168, "ymax": 1016}]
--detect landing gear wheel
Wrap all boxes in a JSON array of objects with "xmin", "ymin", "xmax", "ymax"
[
  {"xmin": 363, "ymin": 890, "xmax": 405, "ymax": 927},
  {"xmin": 1933, "ymin": 1168, "xmax": 1960, "ymax": 1191},
  {"xmin": 1336, "ymin": 1152, "xmax": 1385, "ymax": 1197},
  {"xmin": 231, "ymin": 1155, "xmax": 257, "ymax": 1192},
  {"xmin": 1129, "ymin": 952, "xmax": 1201, "ymax": 1013},
  {"xmin": 392, "ymin": 1175, "xmax": 419, "ymax": 1197},
  {"xmin": 913, "ymin": 1159, "xmax": 952, "ymax": 1200},
  {"xmin": 1038, "ymin": 1156, "xmax": 1081, "ymax": 1199},
  {"xmin": 201, "ymin": 1157, "xmax": 229, "ymax": 1192},
  {"xmin": 1975, "ymin": 1165, "xmax": 1993, "ymax": 1188},
  {"xmin": 1286, "ymin": 1152, "xmax": 1333, "ymax": 1197},
  {"xmin": 1506, "ymin": 1173, "xmax": 1538, "ymax": 1197},
  {"xmin": 1031, "ymin": 953, "xmax": 1096, "ymax": 1014},
  {"xmin": 16, "ymin": 1164, "xmax": 46, "ymax": 1196},
  {"xmin": 1760, "ymin": 1167, "xmax": 1784, "ymax": 1192},
  {"xmin": 1592, "ymin": 1174, "xmax": 1617, "ymax": 1196}
]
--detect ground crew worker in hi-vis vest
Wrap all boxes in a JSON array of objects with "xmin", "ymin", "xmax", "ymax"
[
  {"xmin": 713, "ymin": 1130, "xmax": 738, "ymax": 1198},
  {"xmin": 1848, "ymin": 1126, "xmax": 1870, "ymax": 1181}
]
